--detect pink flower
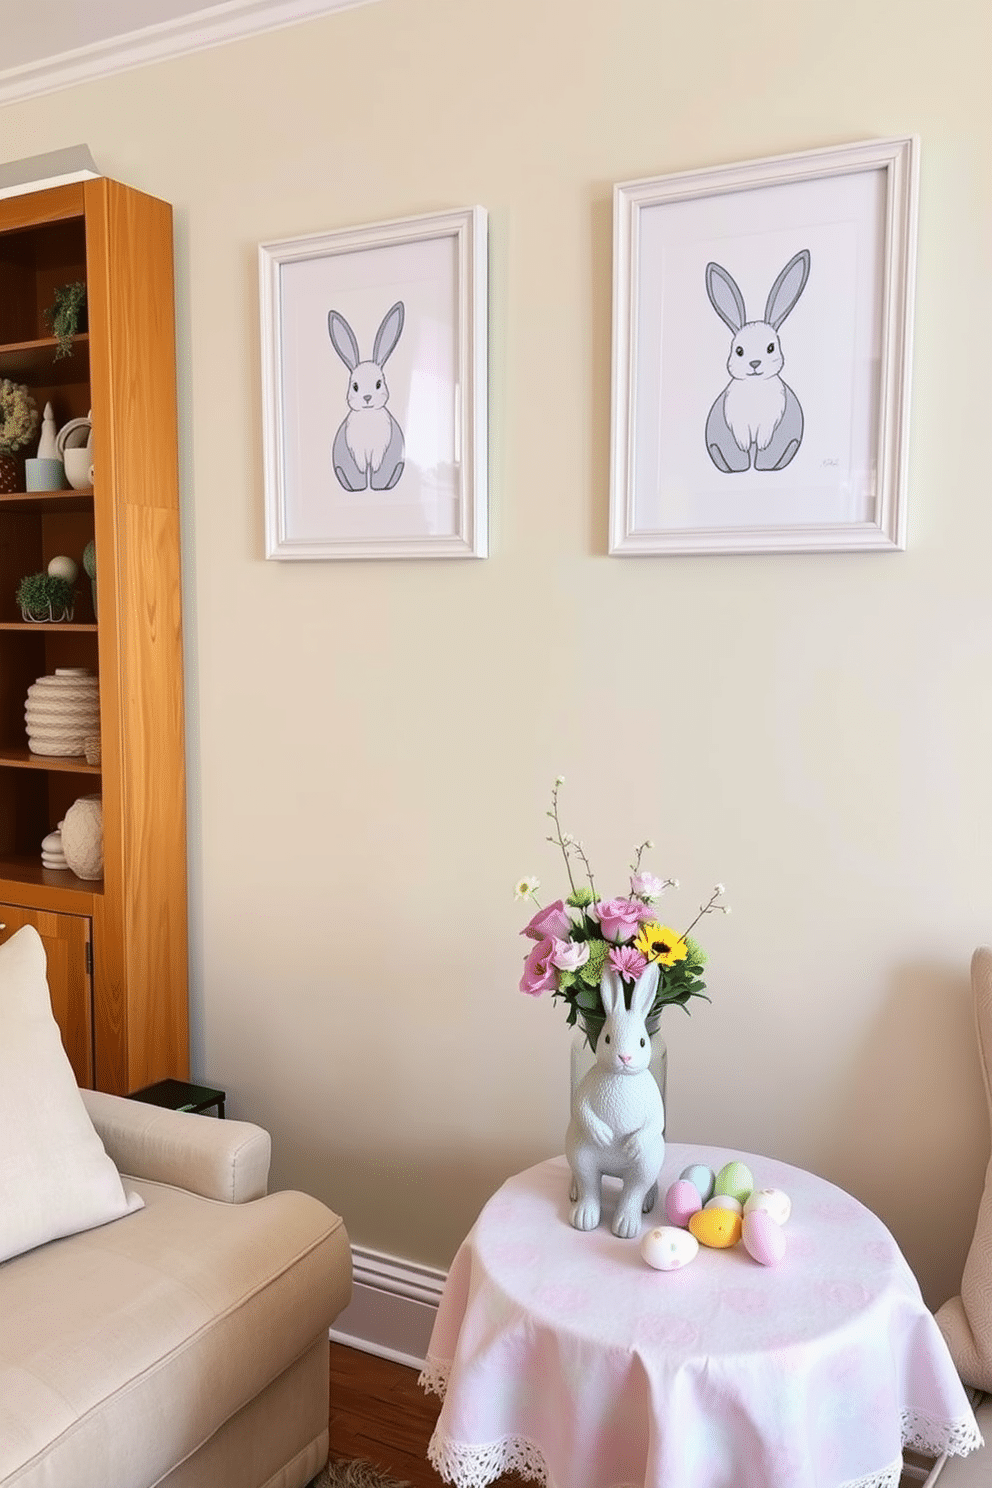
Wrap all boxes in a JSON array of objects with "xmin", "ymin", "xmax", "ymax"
[
  {"xmin": 550, "ymin": 937, "xmax": 590, "ymax": 973},
  {"xmin": 591, "ymin": 897, "xmax": 651, "ymax": 944},
  {"xmin": 608, "ymin": 945, "xmax": 648, "ymax": 981},
  {"xmin": 521, "ymin": 900, "xmax": 572, "ymax": 942},
  {"xmin": 631, "ymin": 871, "xmax": 668, "ymax": 901},
  {"xmin": 519, "ymin": 937, "xmax": 558, "ymax": 996}
]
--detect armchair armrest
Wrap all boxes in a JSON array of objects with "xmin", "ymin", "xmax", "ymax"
[{"xmin": 81, "ymin": 1088, "xmax": 271, "ymax": 1203}]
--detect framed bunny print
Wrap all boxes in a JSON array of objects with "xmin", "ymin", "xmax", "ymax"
[
  {"xmin": 609, "ymin": 137, "xmax": 919, "ymax": 555},
  {"xmin": 260, "ymin": 206, "xmax": 488, "ymax": 560}
]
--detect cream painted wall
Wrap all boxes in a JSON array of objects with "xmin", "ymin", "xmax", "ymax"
[{"xmin": 3, "ymin": 0, "xmax": 991, "ymax": 1309}]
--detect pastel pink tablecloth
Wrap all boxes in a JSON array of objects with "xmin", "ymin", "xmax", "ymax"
[{"xmin": 420, "ymin": 1146, "xmax": 982, "ymax": 1488}]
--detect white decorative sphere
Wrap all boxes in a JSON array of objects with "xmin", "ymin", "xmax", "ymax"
[
  {"xmin": 61, "ymin": 795, "xmax": 103, "ymax": 880},
  {"xmin": 47, "ymin": 554, "xmax": 79, "ymax": 584}
]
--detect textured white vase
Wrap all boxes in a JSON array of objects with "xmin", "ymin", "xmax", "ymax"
[
  {"xmin": 24, "ymin": 668, "xmax": 99, "ymax": 757},
  {"xmin": 61, "ymin": 795, "xmax": 103, "ymax": 880}
]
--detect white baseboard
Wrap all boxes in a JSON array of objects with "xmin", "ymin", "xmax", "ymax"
[{"xmin": 329, "ymin": 1245, "xmax": 447, "ymax": 1371}]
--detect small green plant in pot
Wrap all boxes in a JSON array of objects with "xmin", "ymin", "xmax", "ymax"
[
  {"xmin": 45, "ymin": 281, "xmax": 87, "ymax": 361},
  {"xmin": 16, "ymin": 571, "xmax": 75, "ymax": 622}
]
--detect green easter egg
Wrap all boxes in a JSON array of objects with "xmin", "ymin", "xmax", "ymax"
[{"xmin": 714, "ymin": 1161, "xmax": 754, "ymax": 1206}]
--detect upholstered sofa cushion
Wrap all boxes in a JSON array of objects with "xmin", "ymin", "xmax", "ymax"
[
  {"xmin": 0, "ymin": 1174, "xmax": 351, "ymax": 1488},
  {"xmin": 0, "ymin": 926, "xmax": 141, "ymax": 1265}
]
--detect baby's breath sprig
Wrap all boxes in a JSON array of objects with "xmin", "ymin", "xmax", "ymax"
[
  {"xmin": 630, "ymin": 840, "xmax": 653, "ymax": 876},
  {"xmin": 546, "ymin": 775, "xmax": 587, "ymax": 900},
  {"xmin": 680, "ymin": 884, "xmax": 730, "ymax": 941}
]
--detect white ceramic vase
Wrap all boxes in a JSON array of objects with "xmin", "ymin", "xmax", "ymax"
[
  {"xmin": 61, "ymin": 795, "xmax": 103, "ymax": 880},
  {"xmin": 24, "ymin": 668, "xmax": 99, "ymax": 757}
]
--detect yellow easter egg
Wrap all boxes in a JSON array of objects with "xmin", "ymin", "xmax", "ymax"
[{"xmin": 688, "ymin": 1206, "xmax": 743, "ymax": 1249}]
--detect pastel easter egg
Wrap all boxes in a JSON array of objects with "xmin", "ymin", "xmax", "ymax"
[
  {"xmin": 641, "ymin": 1225, "xmax": 700, "ymax": 1271},
  {"xmin": 665, "ymin": 1179, "xmax": 702, "ymax": 1228},
  {"xmin": 742, "ymin": 1210, "xmax": 787, "ymax": 1266},
  {"xmin": 714, "ymin": 1161, "xmax": 754, "ymax": 1206},
  {"xmin": 688, "ymin": 1206, "xmax": 742, "ymax": 1249},
  {"xmin": 679, "ymin": 1164, "xmax": 716, "ymax": 1203},
  {"xmin": 743, "ymin": 1188, "xmax": 792, "ymax": 1226},
  {"xmin": 705, "ymin": 1194, "xmax": 743, "ymax": 1215}
]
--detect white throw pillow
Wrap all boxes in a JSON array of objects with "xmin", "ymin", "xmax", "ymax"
[{"xmin": 0, "ymin": 925, "xmax": 142, "ymax": 1264}]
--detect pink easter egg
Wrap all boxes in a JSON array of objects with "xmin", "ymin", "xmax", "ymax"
[
  {"xmin": 665, "ymin": 1179, "xmax": 702, "ymax": 1228},
  {"xmin": 742, "ymin": 1209, "xmax": 786, "ymax": 1267}
]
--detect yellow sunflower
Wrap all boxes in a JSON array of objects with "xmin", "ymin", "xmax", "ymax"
[{"xmin": 635, "ymin": 923, "xmax": 689, "ymax": 967}]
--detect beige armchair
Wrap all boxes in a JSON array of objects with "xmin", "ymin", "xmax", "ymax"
[
  {"xmin": 928, "ymin": 947, "xmax": 992, "ymax": 1484},
  {"xmin": 1, "ymin": 1089, "xmax": 352, "ymax": 1488}
]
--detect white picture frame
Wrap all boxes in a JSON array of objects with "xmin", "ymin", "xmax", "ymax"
[
  {"xmin": 260, "ymin": 206, "xmax": 488, "ymax": 560},
  {"xmin": 609, "ymin": 136, "xmax": 920, "ymax": 555}
]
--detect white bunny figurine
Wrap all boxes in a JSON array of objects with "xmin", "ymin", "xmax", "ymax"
[
  {"xmin": 704, "ymin": 249, "xmax": 810, "ymax": 474},
  {"xmin": 327, "ymin": 301, "xmax": 406, "ymax": 493},
  {"xmin": 565, "ymin": 963, "xmax": 665, "ymax": 1238}
]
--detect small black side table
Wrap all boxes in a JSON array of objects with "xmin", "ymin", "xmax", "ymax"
[{"xmin": 128, "ymin": 1078, "xmax": 226, "ymax": 1118}]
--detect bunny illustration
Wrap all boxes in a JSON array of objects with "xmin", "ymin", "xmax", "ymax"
[
  {"xmin": 565, "ymin": 963, "xmax": 665, "ymax": 1238},
  {"xmin": 704, "ymin": 249, "xmax": 810, "ymax": 474},
  {"xmin": 327, "ymin": 301, "xmax": 406, "ymax": 491}
]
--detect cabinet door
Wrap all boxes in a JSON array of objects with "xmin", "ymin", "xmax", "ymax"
[{"xmin": 0, "ymin": 907, "xmax": 93, "ymax": 1088}]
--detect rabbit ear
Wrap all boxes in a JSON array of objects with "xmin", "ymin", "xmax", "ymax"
[
  {"xmin": 630, "ymin": 961, "xmax": 660, "ymax": 1021},
  {"xmin": 706, "ymin": 263, "xmax": 746, "ymax": 333},
  {"xmin": 373, "ymin": 301, "xmax": 405, "ymax": 365},
  {"xmin": 600, "ymin": 968, "xmax": 622, "ymax": 1016},
  {"xmin": 328, "ymin": 310, "xmax": 360, "ymax": 371},
  {"xmin": 764, "ymin": 250, "xmax": 810, "ymax": 329}
]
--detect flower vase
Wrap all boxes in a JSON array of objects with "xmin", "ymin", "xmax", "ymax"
[
  {"xmin": 0, "ymin": 454, "xmax": 20, "ymax": 493},
  {"xmin": 569, "ymin": 1014, "xmax": 668, "ymax": 1134}
]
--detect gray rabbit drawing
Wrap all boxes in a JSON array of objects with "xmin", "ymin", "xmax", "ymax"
[
  {"xmin": 704, "ymin": 249, "xmax": 810, "ymax": 473},
  {"xmin": 327, "ymin": 301, "xmax": 406, "ymax": 491}
]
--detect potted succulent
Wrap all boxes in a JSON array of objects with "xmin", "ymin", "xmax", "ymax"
[
  {"xmin": 45, "ymin": 281, "xmax": 87, "ymax": 361},
  {"xmin": 16, "ymin": 571, "xmax": 75, "ymax": 623}
]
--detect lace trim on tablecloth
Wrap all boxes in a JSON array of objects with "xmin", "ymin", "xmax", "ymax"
[
  {"xmin": 427, "ymin": 1429, "xmax": 556, "ymax": 1488},
  {"xmin": 901, "ymin": 1406, "xmax": 984, "ymax": 1458},
  {"xmin": 417, "ymin": 1359, "xmax": 984, "ymax": 1485},
  {"xmin": 418, "ymin": 1355, "xmax": 449, "ymax": 1401}
]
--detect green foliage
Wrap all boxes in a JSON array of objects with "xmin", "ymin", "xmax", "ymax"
[
  {"xmin": 16, "ymin": 571, "xmax": 74, "ymax": 619},
  {"xmin": 45, "ymin": 282, "xmax": 87, "ymax": 361}
]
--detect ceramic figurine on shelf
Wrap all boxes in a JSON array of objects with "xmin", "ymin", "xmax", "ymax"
[
  {"xmin": 566, "ymin": 963, "xmax": 666, "ymax": 1238},
  {"xmin": 37, "ymin": 402, "xmax": 58, "ymax": 459}
]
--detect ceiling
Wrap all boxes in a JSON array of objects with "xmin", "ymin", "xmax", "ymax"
[{"xmin": 0, "ymin": 0, "xmax": 380, "ymax": 105}]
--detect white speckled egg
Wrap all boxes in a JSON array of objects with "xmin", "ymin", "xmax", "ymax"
[
  {"xmin": 705, "ymin": 1194, "xmax": 743, "ymax": 1215},
  {"xmin": 743, "ymin": 1188, "xmax": 792, "ymax": 1226},
  {"xmin": 714, "ymin": 1161, "xmax": 754, "ymax": 1206},
  {"xmin": 742, "ymin": 1210, "xmax": 786, "ymax": 1266},
  {"xmin": 665, "ymin": 1179, "xmax": 702, "ymax": 1227},
  {"xmin": 679, "ymin": 1164, "xmax": 715, "ymax": 1203},
  {"xmin": 641, "ymin": 1225, "xmax": 700, "ymax": 1271},
  {"xmin": 47, "ymin": 554, "xmax": 79, "ymax": 584}
]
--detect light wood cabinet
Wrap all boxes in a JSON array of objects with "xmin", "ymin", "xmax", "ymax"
[
  {"xmin": 0, "ymin": 907, "xmax": 92, "ymax": 1086},
  {"xmin": 0, "ymin": 178, "xmax": 188, "ymax": 1094}
]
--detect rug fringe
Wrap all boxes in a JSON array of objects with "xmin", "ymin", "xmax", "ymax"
[{"xmin": 312, "ymin": 1456, "xmax": 413, "ymax": 1488}]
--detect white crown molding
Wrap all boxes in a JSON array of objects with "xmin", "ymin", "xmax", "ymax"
[{"xmin": 0, "ymin": 0, "xmax": 383, "ymax": 107}]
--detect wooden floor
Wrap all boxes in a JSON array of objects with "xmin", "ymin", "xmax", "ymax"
[{"xmin": 328, "ymin": 1342, "xmax": 518, "ymax": 1487}]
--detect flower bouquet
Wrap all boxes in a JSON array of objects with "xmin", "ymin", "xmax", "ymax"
[
  {"xmin": 517, "ymin": 778, "xmax": 728, "ymax": 1049},
  {"xmin": 0, "ymin": 379, "xmax": 39, "ymax": 456}
]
